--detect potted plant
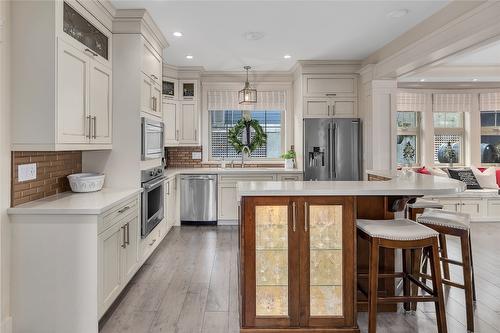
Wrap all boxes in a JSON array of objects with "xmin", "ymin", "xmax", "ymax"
[
  {"xmin": 443, "ymin": 141, "xmax": 457, "ymax": 168},
  {"xmin": 281, "ymin": 149, "xmax": 296, "ymax": 169}
]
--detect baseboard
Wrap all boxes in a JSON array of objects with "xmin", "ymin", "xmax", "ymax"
[
  {"xmin": 1, "ymin": 316, "xmax": 12, "ymax": 333},
  {"xmin": 217, "ymin": 219, "xmax": 238, "ymax": 226}
]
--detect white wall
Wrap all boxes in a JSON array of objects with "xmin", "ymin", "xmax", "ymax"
[{"xmin": 0, "ymin": 0, "xmax": 12, "ymax": 331}]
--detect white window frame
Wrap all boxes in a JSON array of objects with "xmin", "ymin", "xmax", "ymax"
[
  {"xmin": 396, "ymin": 111, "xmax": 421, "ymax": 166},
  {"xmin": 432, "ymin": 112, "xmax": 466, "ymax": 166},
  {"xmin": 479, "ymin": 109, "xmax": 500, "ymax": 165},
  {"xmin": 207, "ymin": 109, "xmax": 286, "ymax": 162},
  {"xmin": 201, "ymin": 82, "xmax": 293, "ymax": 165}
]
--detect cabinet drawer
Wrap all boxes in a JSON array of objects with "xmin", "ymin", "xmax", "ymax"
[
  {"xmin": 100, "ymin": 197, "xmax": 139, "ymax": 234},
  {"xmin": 277, "ymin": 173, "xmax": 303, "ymax": 181},
  {"xmin": 219, "ymin": 174, "xmax": 276, "ymax": 184},
  {"xmin": 141, "ymin": 220, "xmax": 163, "ymax": 260},
  {"xmin": 304, "ymin": 75, "xmax": 356, "ymax": 97}
]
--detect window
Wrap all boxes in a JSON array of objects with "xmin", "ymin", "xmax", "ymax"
[
  {"xmin": 210, "ymin": 110, "xmax": 283, "ymax": 160},
  {"xmin": 480, "ymin": 110, "xmax": 500, "ymax": 163},
  {"xmin": 433, "ymin": 112, "xmax": 464, "ymax": 164},
  {"xmin": 396, "ymin": 111, "xmax": 420, "ymax": 166}
]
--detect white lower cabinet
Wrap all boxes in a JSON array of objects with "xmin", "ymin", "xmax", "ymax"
[
  {"xmin": 165, "ymin": 176, "xmax": 178, "ymax": 228},
  {"xmin": 428, "ymin": 196, "xmax": 499, "ymax": 222}
]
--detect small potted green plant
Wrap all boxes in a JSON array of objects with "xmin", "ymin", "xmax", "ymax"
[{"xmin": 281, "ymin": 149, "xmax": 296, "ymax": 169}]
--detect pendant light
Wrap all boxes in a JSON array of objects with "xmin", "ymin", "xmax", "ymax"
[{"xmin": 239, "ymin": 66, "xmax": 257, "ymax": 105}]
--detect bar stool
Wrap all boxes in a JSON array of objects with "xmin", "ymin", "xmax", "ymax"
[
  {"xmin": 407, "ymin": 199, "xmax": 444, "ymax": 221},
  {"xmin": 417, "ymin": 209, "xmax": 476, "ymax": 332},
  {"xmin": 357, "ymin": 218, "xmax": 448, "ymax": 333}
]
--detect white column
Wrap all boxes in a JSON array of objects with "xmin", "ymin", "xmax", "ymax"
[{"xmin": 360, "ymin": 67, "xmax": 398, "ymax": 173}]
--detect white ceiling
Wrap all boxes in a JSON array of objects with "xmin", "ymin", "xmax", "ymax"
[
  {"xmin": 111, "ymin": 0, "xmax": 449, "ymax": 71},
  {"xmin": 400, "ymin": 40, "xmax": 500, "ymax": 83}
]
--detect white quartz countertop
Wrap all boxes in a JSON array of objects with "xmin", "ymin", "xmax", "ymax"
[
  {"xmin": 237, "ymin": 172, "xmax": 466, "ymax": 197},
  {"xmin": 165, "ymin": 167, "xmax": 302, "ymax": 178},
  {"xmin": 7, "ymin": 188, "xmax": 142, "ymax": 215}
]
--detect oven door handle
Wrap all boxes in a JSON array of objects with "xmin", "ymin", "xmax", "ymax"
[{"xmin": 144, "ymin": 177, "xmax": 166, "ymax": 190}]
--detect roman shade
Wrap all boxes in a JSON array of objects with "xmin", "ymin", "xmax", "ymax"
[
  {"xmin": 208, "ymin": 90, "xmax": 286, "ymax": 110},
  {"xmin": 432, "ymin": 93, "xmax": 474, "ymax": 112},
  {"xmin": 397, "ymin": 92, "xmax": 426, "ymax": 112},
  {"xmin": 479, "ymin": 92, "xmax": 500, "ymax": 111}
]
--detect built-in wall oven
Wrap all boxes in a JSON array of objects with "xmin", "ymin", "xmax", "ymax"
[
  {"xmin": 141, "ymin": 166, "xmax": 165, "ymax": 237},
  {"xmin": 141, "ymin": 117, "xmax": 164, "ymax": 160}
]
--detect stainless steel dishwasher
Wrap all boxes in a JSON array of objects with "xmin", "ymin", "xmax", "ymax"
[{"xmin": 180, "ymin": 174, "xmax": 217, "ymax": 225}]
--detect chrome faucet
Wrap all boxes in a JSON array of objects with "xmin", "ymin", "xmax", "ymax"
[{"xmin": 241, "ymin": 146, "xmax": 251, "ymax": 168}]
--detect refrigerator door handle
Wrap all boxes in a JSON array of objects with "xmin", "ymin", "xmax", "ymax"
[
  {"xmin": 351, "ymin": 120, "xmax": 360, "ymax": 180},
  {"xmin": 328, "ymin": 122, "xmax": 333, "ymax": 179},
  {"xmin": 332, "ymin": 122, "xmax": 337, "ymax": 179}
]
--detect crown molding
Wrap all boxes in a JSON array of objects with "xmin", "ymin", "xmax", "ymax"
[
  {"xmin": 296, "ymin": 60, "xmax": 362, "ymax": 75},
  {"xmin": 113, "ymin": 9, "xmax": 169, "ymax": 50},
  {"xmin": 398, "ymin": 82, "xmax": 500, "ymax": 90}
]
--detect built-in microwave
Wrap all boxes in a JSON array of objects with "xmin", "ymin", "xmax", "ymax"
[{"xmin": 141, "ymin": 117, "xmax": 164, "ymax": 160}]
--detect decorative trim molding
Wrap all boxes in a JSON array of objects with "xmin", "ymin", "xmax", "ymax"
[{"xmin": 398, "ymin": 82, "xmax": 500, "ymax": 90}]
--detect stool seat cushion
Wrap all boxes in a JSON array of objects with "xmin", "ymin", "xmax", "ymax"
[
  {"xmin": 417, "ymin": 208, "xmax": 470, "ymax": 230},
  {"xmin": 408, "ymin": 199, "xmax": 444, "ymax": 209},
  {"xmin": 356, "ymin": 218, "xmax": 439, "ymax": 241}
]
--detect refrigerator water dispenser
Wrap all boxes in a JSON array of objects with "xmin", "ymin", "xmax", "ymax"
[{"xmin": 308, "ymin": 147, "xmax": 325, "ymax": 167}]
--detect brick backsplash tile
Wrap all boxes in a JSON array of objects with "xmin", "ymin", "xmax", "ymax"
[{"xmin": 11, "ymin": 151, "xmax": 82, "ymax": 207}]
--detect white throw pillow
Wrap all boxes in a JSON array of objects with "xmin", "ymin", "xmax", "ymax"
[
  {"xmin": 471, "ymin": 166, "xmax": 499, "ymax": 189},
  {"xmin": 429, "ymin": 167, "xmax": 449, "ymax": 178}
]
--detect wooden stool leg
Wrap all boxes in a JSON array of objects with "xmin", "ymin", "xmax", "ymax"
[
  {"xmin": 429, "ymin": 240, "xmax": 448, "ymax": 333},
  {"xmin": 469, "ymin": 233, "xmax": 477, "ymax": 302},
  {"xmin": 402, "ymin": 249, "xmax": 411, "ymax": 312},
  {"xmin": 410, "ymin": 248, "xmax": 422, "ymax": 311},
  {"xmin": 439, "ymin": 234, "xmax": 451, "ymax": 280},
  {"xmin": 461, "ymin": 232, "xmax": 475, "ymax": 332},
  {"xmin": 421, "ymin": 248, "xmax": 429, "ymax": 285},
  {"xmin": 368, "ymin": 238, "xmax": 380, "ymax": 333}
]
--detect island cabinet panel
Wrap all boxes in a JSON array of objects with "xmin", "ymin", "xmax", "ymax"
[{"xmin": 240, "ymin": 196, "xmax": 358, "ymax": 332}]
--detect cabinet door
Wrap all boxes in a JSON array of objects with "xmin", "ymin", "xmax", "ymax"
[
  {"xmin": 303, "ymin": 75, "xmax": 356, "ymax": 97},
  {"xmin": 57, "ymin": 39, "xmax": 90, "ymax": 144},
  {"xmin": 89, "ymin": 60, "xmax": 112, "ymax": 144},
  {"xmin": 299, "ymin": 196, "xmax": 355, "ymax": 328},
  {"xmin": 179, "ymin": 101, "xmax": 198, "ymax": 144},
  {"xmin": 459, "ymin": 199, "xmax": 483, "ymax": 217},
  {"xmin": 163, "ymin": 101, "xmax": 178, "ymax": 145},
  {"xmin": 141, "ymin": 73, "xmax": 153, "ymax": 115},
  {"xmin": 152, "ymin": 82, "xmax": 162, "ymax": 116},
  {"xmin": 436, "ymin": 199, "xmax": 459, "ymax": 212},
  {"xmin": 165, "ymin": 177, "xmax": 177, "ymax": 226},
  {"xmin": 488, "ymin": 200, "xmax": 500, "ymax": 218},
  {"xmin": 304, "ymin": 98, "xmax": 330, "ymax": 117},
  {"xmin": 218, "ymin": 183, "xmax": 238, "ymax": 220},
  {"xmin": 122, "ymin": 216, "xmax": 139, "ymax": 283},
  {"xmin": 180, "ymin": 80, "xmax": 197, "ymax": 100},
  {"xmin": 142, "ymin": 39, "xmax": 162, "ymax": 86},
  {"xmin": 331, "ymin": 100, "xmax": 356, "ymax": 118},
  {"xmin": 241, "ymin": 196, "xmax": 300, "ymax": 328},
  {"xmin": 98, "ymin": 222, "xmax": 123, "ymax": 315}
]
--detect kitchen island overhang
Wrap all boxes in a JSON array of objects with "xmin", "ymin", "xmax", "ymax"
[{"xmin": 236, "ymin": 172, "xmax": 465, "ymax": 333}]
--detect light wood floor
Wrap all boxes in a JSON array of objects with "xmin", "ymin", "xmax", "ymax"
[{"xmin": 100, "ymin": 224, "xmax": 500, "ymax": 333}]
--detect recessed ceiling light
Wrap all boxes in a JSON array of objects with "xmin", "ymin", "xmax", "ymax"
[
  {"xmin": 243, "ymin": 31, "xmax": 265, "ymax": 41},
  {"xmin": 186, "ymin": 55, "xmax": 193, "ymax": 59},
  {"xmin": 387, "ymin": 9, "xmax": 409, "ymax": 18},
  {"xmin": 173, "ymin": 31, "xmax": 183, "ymax": 37},
  {"xmin": 283, "ymin": 54, "xmax": 292, "ymax": 59},
  {"xmin": 419, "ymin": 78, "xmax": 426, "ymax": 82},
  {"xmin": 472, "ymin": 78, "xmax": 479, "ymax": 82}
]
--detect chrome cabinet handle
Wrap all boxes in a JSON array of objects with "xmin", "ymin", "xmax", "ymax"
[
  {"xmin": 151, "ymin": 74, "xmax": 158, "ymax": 80},
  {"xmin": 166, "ymin": 181, "xmax": 170, "ymax": 195},
  {"xmin": 87, "ymin": 115, "xmax": 92, "ymax": 139},
  {"xmin": 194, "ymin": 129, "xmax": 197, "ymax": 141},
  {"xmin": 327, "ymin": 105, "xmax": 330, "ymax": 116},
  {"xmin": 332, "ymin": 102, "xmax": 335, "ymax": 115},
  {"xmin": 92, "ymin": 116, "xmax": 97, "ymax": 139},
  {"xmin": 84, "ymin": 48, "xmax": 98, "ymax": 57},
  {"xmin": 304, "ymin": 202, "xmax": 309, "ymax": 232},
  {"xmin": 149, "ymin": 239, "xmax": 157, "ymax": 246},
  {"xmin": 121, "ymin": 225, "xmax": 126, "ymax": 248},
  {"xmin": 118, "ymin": 206, "xmax": 130, "ymax": 214},
  {"xmin": 292, "ymin": 202, "xmax": 296, "ymax": 232},
  {"xmin": 125, "ymin": 223, "xmax": 130, "ymax": 245},
  {"xmin": 176, "ymin": 129, "xmax": 179, "ymax": 141},
  {"xmin": 326, "ymin": 93, "xmax": 337, "ymax": 97}
]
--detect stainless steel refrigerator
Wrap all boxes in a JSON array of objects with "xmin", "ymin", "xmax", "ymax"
[{"xmin": 303, "ymin": 118, "xmax": 362, "ymax": 181}]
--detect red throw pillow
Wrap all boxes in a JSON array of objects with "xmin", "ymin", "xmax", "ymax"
[{"xmin": 416, "ymin": 166, "xmax": 431, "ymax": 175}]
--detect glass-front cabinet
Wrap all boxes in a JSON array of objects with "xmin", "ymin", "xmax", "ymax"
[{"xmin": 240, "ymin": 196, "xmax": 357, "ymax": 332}]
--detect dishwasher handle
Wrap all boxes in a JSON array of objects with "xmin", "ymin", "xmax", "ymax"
[{"xmin": 181, "ymin": 175, "xmax": 217, "ymax": 181}]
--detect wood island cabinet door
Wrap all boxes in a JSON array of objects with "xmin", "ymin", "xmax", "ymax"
[{"xmin": 299, "ymin": 196, "xmax": 355, "ymax": 328}]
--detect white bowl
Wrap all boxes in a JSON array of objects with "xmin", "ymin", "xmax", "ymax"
[{"xmin": 67, "ymin": 173, "xmax": 105, "ymax": 193}]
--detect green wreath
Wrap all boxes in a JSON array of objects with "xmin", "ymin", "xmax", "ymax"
[{"xmin": 228, "ymin": 118, "xmax": 267, "ymax": 154}]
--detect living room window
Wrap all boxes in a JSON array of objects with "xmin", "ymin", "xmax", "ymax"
[
  {"xmin": 433, "ymin": 112, "xmax": 464, "ymax": 164},
  {"xmin": 480, "ymin": 110, "xmax": 500, "ymax": 163},
  {"xmin": 396, "ymin": 111, "xmax": 420, "ymax": 166},
  {"xmin": 209, "ymin": 110, "xmax": 283, "ymax": 160}
]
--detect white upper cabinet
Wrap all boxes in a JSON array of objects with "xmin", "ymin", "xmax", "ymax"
[
  {"xmin": 142, "ymin": 38, "xmax": 162, "ymax": 86},
  {"xmin": 179, "ymin": 101, "xmax": 198, "ymax": 144},
  {"xmin": 142, "ymin": 73, "xmax": 162, "ymax": 118},
  {"xmin": 303, "ymin": 75, "xmax": 357, "ymax": 98},
  {"xmin": 163, "ymin": 100, "xmax": 178, "ymax": 145},
  {"xmin": 304, "ymin": 97, "xmax": 357, "ymax": 118},
  {"xmin": 180, "ymin": 80, "xmax": 198, "ymax": 100},
  {"xmin": 11, "ymin": 0, "xmax": 113, "ymax": 150}
]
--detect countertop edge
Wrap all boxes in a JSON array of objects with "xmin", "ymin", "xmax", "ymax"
[
  {"xmin": 7, "ymin": 188, "xmax": 142, "ymax": 216},
  {"xmin": 164, "ymin": 167, "xmax": 303, "ymax": 178}
]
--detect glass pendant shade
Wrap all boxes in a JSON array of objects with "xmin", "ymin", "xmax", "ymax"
[{"xmin": 239, "ymin": 66, "xmax": 257, "ymax": 105}]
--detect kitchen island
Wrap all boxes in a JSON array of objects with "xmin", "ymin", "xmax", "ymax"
[{"xmin": 236, "ymin": 172, "xmax": 465, "ymax": 333}]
